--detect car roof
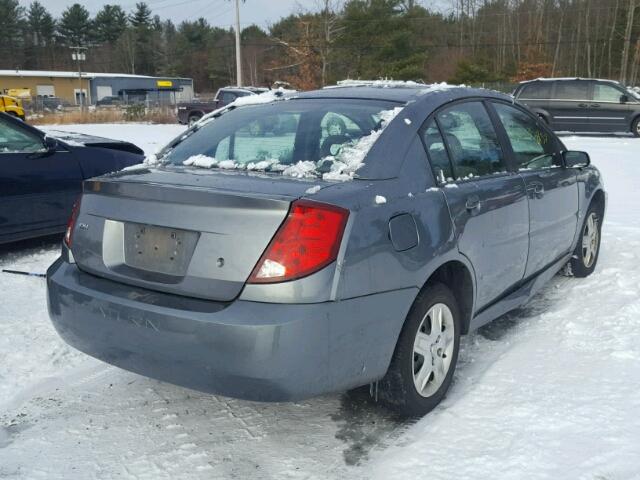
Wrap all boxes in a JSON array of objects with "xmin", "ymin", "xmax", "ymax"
[
  {"xmin": 283, "ymin": 84, "xmax": 511, "ymax": 180},
  {"xmin": 519, "ymin": 77, "xmax": 621, "ymax": 85},
  {"xmin": 296, "ymin": 86, "xmax": 423, "ymax": 103},
  {"xmin": 294, "ymin": 84, "xmax": 510, "ymax": 104}
]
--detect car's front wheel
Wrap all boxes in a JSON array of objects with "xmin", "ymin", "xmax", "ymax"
[
  {"xmin": 570, "ymin": 203, "xmax": 602, "ymax": 277},
  {"xmin": 379, "ymin": 282, "xmax": 461, "ymax": 417}
]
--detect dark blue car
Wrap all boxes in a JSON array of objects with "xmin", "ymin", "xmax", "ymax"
[{"xmin": 0, "ymin": 112, "xmax": 143, "ymax": 244}]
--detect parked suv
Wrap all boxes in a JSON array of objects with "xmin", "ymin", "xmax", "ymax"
[
  {"xmin": 177, "ymin": 86, "xmax": 268, "ymax": 125},
  {"xmin": 47, "ymin": 85, "xmax": 605, "ymax": 417},
  {"xmin": 514, "ymin": 78, "xmax": 640, "ymax": 136}
]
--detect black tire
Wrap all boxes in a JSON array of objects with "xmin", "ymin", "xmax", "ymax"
[
  {"xmin": 379, "ymin": 282, "xmax": 461, "ymax": 417},
  {"xmin": 632, "ymin": 117, "xmax": 640, "ymax": 137},
  {"xmin": 569, "ymin": 202, "xmax": 602, "ymax": 277}
]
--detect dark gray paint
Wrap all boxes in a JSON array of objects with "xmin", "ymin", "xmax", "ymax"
[{"xmin": 514, "ymin": 78, "xmax": 640, "ymax": 133}]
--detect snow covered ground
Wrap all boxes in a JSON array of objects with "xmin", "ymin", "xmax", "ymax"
[
  {"xmin": 1, "ymin": 125, "xmax": 639, "ymax": 479},
  {"xmin": 41, "ymin": 123, "xmax": 187, "ymax": 157}
]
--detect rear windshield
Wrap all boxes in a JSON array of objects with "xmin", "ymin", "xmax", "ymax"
[{"xmin": 160, "ymin": 98, "xmax": 400, "ymax": 181}]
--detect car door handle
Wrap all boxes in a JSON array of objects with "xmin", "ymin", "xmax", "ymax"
[
  {"xmin": 590, "ymin": 104, "xmax": 601, "ymax": 108},
  {"xmin": 465, "ymin": 195, "xmax": 481, "ymax": 211},
  {"xmin": 578, "ymin": 103, "xmax": 589, "ymax": 108}
]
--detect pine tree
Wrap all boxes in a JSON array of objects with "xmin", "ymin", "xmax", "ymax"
[
  {"xmin": 129, "ymin": 2, "xmax": 154, "ymax": 74},
  {"xmin": 23, "ymin": 1, "xmax": 55, "ymax": 68},
  {"xmin": 0, "ymin": 0, "xmax": 25, "ymax": 67},
  {"xmin": 27, "ymin": 1, "xmax": 55, "ymax": 46},
  {"xmin": 95, "ymin": 4, "xmax": 127, "ymax": 44},
  {"xmin": 57, "ymin": 3, "xmax": 92, "ymax": 46}
]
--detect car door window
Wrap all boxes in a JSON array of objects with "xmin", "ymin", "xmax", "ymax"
[
  {"xmin": 593, "ymin": 83, "xmax": 624, "ymax": 103},
  {"xmin": 0, "ymin": 117, "xmax": 44, "ymax": 153},
  {"xmin": 554, "ymin": 81, "xmax": 589, "ymax": 100},
  {"xmin": 519, "ymin": 82, "xmax": 551, "ymax": 99},
  {"xmin": 493, "ymin": 103, "xmax": 559, "ymax": 170},
  {"xmin": 436, "ymin": 102, "xmax": 506, "ymax": 179},
  {"xmin": 420, "ymin": 119, "xmax": 454, "ymax": 183}
]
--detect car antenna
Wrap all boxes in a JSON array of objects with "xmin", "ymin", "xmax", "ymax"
[{"xmin": 2, "ymin": 269, "xmax": 46, "ymax": 278}]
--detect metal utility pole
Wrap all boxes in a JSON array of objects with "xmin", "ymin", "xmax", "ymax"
[
  {"xmin": 70, "ymin": 46, "xmax": 87, "ymax": 110},
  {"xmin": 234, "ymin": 0, "xmax": 242, "ymax": 87}
]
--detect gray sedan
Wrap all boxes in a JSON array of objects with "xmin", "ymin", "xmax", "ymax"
[{"xmin": 47, "ymin": 84, "xmax": 605, "ymax": 417}]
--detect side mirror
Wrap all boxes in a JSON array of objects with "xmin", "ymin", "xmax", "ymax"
[
  {"xmin": 44, "ymin": 136, "xmax": 58, "ymax": 152},
  {"xmin": 620, "ymin": 94, "xmax": 629, "ymax": 104},
  {"xmin": 563, "ymin": 150, "xmax": 590, "ymax": 168}
]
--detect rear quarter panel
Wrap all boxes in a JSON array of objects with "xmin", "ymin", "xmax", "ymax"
[
  {"xmin": 296, "ymin": 135, "xmax": 465, "ymax": 381},
  {"xmin": 328, "ymin": 137, "xmax": 459, "ymax": 301},
  {"xmin": 576, "ymin": 165, "xmax": 605, "ymax": 228}
]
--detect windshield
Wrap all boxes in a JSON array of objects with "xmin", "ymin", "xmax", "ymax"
[{"xmin": 160, "ymin": 99, "xmax": 401, "ymax": 181}]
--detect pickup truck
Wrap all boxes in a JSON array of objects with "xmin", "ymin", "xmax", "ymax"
[
  {"xmin": 0, "ymin": 95, "xmax": 26, "ymax": 120},
  {"xmin": 177, "ymin": 86, "xmax": 268, "ymax": 125}
]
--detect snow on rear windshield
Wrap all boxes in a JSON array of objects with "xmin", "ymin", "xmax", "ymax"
[{"xmin": 159, "ymin": 99, "xmax": 402, "ymax": 181}]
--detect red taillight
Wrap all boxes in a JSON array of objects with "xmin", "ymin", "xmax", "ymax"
[
  {"xmin": 248, "ymin": 200, "xmax": 349, "ymax": 284},
  {"xmin": 64, "ymin": 197, "xmax": 82, "ymax": 248}
]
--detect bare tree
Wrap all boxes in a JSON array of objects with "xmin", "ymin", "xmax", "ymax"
[
  {"xmin": 620, "ymin": 0, "xmax": 638, "ymax": 84},
  {"xmin": 317, "ymin": 0, "xmax": 344, "ymax": 86}
]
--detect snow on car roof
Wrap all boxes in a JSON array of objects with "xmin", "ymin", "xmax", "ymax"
[
  {"xmin": 303, "ymin": 81, "xmax": 470, "ymax": 103},
  {"xmin": 325, "ymin": 79, "xmax": 428, "ymax": 89}
]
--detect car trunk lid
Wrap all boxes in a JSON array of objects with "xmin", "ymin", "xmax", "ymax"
[{"xmin": 71, "ymin": 168, "xmax": 321, "ymax": 301}]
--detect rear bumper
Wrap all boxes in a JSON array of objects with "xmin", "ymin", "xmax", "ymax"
[{"xmin": 47, "ymin": 259, "xmax": 416, "ymax": 401}]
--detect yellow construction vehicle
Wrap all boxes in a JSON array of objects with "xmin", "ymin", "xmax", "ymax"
[{"xmin": 0, "ymin": 95, "xmax": 26, "ymax": 120}]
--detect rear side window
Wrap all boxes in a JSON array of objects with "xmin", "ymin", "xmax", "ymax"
[
  {"xmin": 593, "ymin": 83, "xmax": 623, "ymax": 102},
  {"xmin": 554, "ymin": 81, "xmax": 589, "ymax": 100},
  {"xmin": 436, "ymin": 102, "xmax": 506, "ymax": 179},
  {"xmin": 493, "ymin": 103, "xmax": 559, "ymax": 170},
  {"xmin": 518, "ymin": 82, "xmax": 551, "ymax": 99},
  {"xmin": 420, "ymin": 119, "xmax": 454, "ymax": 183}
]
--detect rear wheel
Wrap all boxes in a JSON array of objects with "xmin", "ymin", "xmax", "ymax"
[
  {"xmin": 379, "ymin": 283, "xmax": 461, "ymax": 417},
  {"xmin": 632, "ymin": 117, "xmax": 640, "ymax": 137},
  {"xmin": 569, "ymin": 203, "xmax": 602, "ymax": 277}
]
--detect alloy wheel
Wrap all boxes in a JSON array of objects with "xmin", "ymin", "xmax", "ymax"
[
  {"xmin": 582, "ymin": 212, "xmax": 599, "ymax": 268},
  {"xmin": 412, "ymin": 303, "xmax": 456, "ymax": 398}
]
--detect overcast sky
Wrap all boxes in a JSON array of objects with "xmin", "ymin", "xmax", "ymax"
[{"xmin": 20, "ymin": 0, "xmax": 324, "ymax": 29}]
